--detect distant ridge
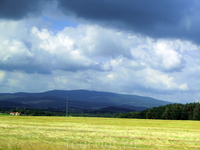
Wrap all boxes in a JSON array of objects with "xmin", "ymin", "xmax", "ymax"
[
  {"xmin": 0, "ymin": 90, "xmax": 171, "ymax": 112},
  {"xmin": 0, "ymin": 100, "xmax": 31, "ymax": 107}
]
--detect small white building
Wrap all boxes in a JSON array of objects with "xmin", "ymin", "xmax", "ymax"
[{"xmin": 10, "ymin": 112, "xmax": 22, "ymax": 116}]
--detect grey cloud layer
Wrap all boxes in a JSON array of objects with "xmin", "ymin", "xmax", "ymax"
[
  {"xmin": 1, "ymin": 0, "xmax": 200, "ymax": 44},
  {"xmin": 58, "ymin": 0, "xmax": 188, "ymax": 25},
  {"xmin": 0, "ymin": 0, "xmax": 48, "ymax": 20},
  {"xmin": 58, "ymin": 0, "xmax": 200, "ymax": 43}
]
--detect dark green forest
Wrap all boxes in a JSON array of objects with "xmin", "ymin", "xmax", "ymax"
[
  {"xmin": 117, "ymin": 102, "xmax": 200, "ymax": 120},
  {"xmin": 1, "ymin": 102, "xmax": 200, "ymax": 120},
  {"xmin": 0, "ymin": 108, "xmax": 61, "ymax": 116},
  {"xmin": 0, "ymin": 107, "xmax": 117, "ymax": 117}
]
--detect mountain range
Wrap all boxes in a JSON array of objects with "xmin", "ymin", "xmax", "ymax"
[{"xmin": 0, "ymin": 90, "xmax": 171, "ymax": 113}]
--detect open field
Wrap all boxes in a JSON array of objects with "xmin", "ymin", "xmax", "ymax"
[{"xmin": 0, "ymin": 116, "xmax": 200, "ymax": 150}]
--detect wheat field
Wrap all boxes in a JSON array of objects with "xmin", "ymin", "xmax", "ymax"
[{"xmin": 0, "ymin": 116, "xmax": 200, "ymax": 150}]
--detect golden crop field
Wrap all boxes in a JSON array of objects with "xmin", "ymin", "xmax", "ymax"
[{"xmin": 0, "ymin": 116, "xmax": 200, "ymax": 150}]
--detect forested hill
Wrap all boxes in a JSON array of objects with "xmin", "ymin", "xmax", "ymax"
[
  {"xmin": 118, "ymin": 102, "xmax": 200, "ymax": 120},
  {"xmin": 0, "ymin": 90, "xmax": 171, "ymax": 111}
]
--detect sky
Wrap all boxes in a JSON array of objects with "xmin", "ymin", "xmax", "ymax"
[{"xmin": 0, "ymin": 0, "xmax": 200, "ymax": 103}]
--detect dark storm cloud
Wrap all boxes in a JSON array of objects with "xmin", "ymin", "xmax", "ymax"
[
  {"xmin": 58, "ymin": 0, "xmax": 200, "ymax": 43},
  {"xmin": 0, "ymin": 0, "xmax": 51, "ymax": 20},
  {"xmin": 58, "ymin": 0, "xmax": 188, "ymax": 25}
]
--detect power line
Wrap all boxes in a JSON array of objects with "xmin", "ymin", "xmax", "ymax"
[{"xmin": 66, "ymin": 97, "xmax": 69, "ymax": 117}]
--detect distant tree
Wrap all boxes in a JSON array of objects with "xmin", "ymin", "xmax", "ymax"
[
  {"xmin": 11, "ymin": 108, "xmax": 16, "ymax": 112},
  {"xmin": 181, "ymin": 106, "xmax": 189, "ymax": 120},
  {"xmin": 193, "ymin": 103, "xmax": 200, "ymax": 120},
  {"xmin": 0, "ymin": 108, "xmax": 5, "ymax": 113},
  {"xmin": 146, "ymin": 109, "xmax": 152, "ymax": 119},
  {"xmin": 162, "ymin": 107, "xmax": 170, "ymax": 119}
]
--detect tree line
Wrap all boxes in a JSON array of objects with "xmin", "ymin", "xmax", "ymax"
[
  {"xmin": 117, "ymin": 102, "xmax": 200, "ymax": 120},
  {"xmin": 2, "ymin": 102, "xmax": 200, "ymax": 120},
  {"xmin": 0, "ymin": 108, "xmax": 64, "ymax": 116},
  {"xmin": 0, "ymin": 107, "xmax": 117, "ymax": 117}
]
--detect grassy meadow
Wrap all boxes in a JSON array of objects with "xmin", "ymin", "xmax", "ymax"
[{"xmin": 0, "ymin": 116, "xmax": 200, "ymax": 150}]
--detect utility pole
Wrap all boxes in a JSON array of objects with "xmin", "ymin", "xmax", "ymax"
[{"xmin": 66, "ymin": 97, "xmax": 69, "ymax": 117}]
